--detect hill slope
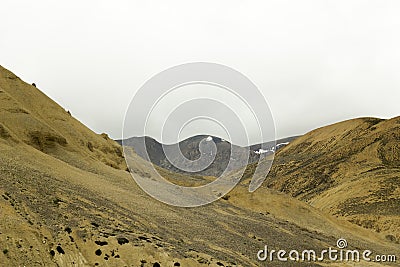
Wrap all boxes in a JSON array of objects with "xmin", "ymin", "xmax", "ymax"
[
  {"xmin": 0, "ymin": 65, "xmax": 398, "ymax": 266},
  {"xmin": 0, "ymin": 65, "xmax": 126, "ymax": 171},
  {"xmin": 266, "ymin": 117, "xmax": 400, "ymax": 241}
]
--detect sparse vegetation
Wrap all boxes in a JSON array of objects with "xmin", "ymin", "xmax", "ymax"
[{"xmin": 0, "ymin": 65, "xmax": 398, "ymax": 266}]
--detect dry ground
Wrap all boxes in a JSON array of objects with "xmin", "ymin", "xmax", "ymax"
[{"xmin": 0, "ymin": 65, "xmax": 398, "ymax": 266}]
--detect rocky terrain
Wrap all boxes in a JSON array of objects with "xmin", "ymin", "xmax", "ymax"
[
  {"xmin": 118, "ymin": 136, "xmax": 297, "ymax": 177},
  {"xmin": 265, "ymin": 117, "xmax": 400, "ymax": 242},
  {"xmin": 0, "ymin": 65, "xmax": 399, "ymax": 266}
]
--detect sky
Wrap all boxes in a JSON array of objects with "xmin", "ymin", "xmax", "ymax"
[{"xmin": 1, "ymin": 0, "xmax": 400, "ymax": 144}]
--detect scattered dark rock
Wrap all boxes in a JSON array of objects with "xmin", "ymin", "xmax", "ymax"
[
  {"xmin": 52, "ymin": 197, "xmax": 62, "ymax": 206},
  {"xmin": 95, "ymin": 249, "xmax": 102, "ymax": 256},
  {"xmin": 138, "ymin": 236, "xmax": 150, "ymax": 241},
  {"xmin": 91, "ymin": 222, "xmax": 99, "ymax": 228},
  {"xmin": 64, "ymin": 227, "xmax": 72, "ymax": 234},
  {"xmin": 117, "ymin": 237, "xmax": 129, "ymax": 245},
  {"xmin": 216, "ymin": 262, "xmax": 224, "ymax": 266},
  {"xmin": 31, "ymin": 83, "xmax": 36, "ymax": 87},
  {"xmin": 50, "ymin": 250, "xmax": 55, "ymax": 257},
  {"xmin": 174, "ymin": 262, "xmax": 181, "ymax": 266},
  {"xmin": 69, "ymin": 236, "xmax": 74, "ymax": 242},
  {"xmin": 95, "ymin": 240, "xmax": 108, "ymax": 246},
  {"xmin": 56, "ymin": 245, "xmax": 65, "ymax": 254},
  {"xmin": 197, "ymin": 258, "xmax": 208, "ymax": 264},
  {"xmin": 153, "ymin": 263, "xmax": 161, "ymax": 267},
  {"xmin": 3, "ymin": 249, "xmax": 8, "ymax": 254},
  {"xmin": 221, "ymin": 194, "xmax": 230, "ymax": 200}
]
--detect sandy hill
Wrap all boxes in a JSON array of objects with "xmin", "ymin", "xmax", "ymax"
[
  {"xmin": 0, "ymin": 65, "xmax": 398, "ymax": 266},
  {"xmin": 0, "ymin": 65, "xmax": 126, "ymax": 172},
  {"xmin": 265, "ymin": 117, "xmax": 400, "ymax": 241}
]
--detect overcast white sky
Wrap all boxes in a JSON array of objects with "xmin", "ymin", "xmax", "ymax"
[{"xmin": 1, "ymin": 0, "xmax": 399, "ymax": 142}]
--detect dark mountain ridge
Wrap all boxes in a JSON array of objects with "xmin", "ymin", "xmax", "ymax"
[{"xmin": 117, "ymin": 135, "xmax": 299, "ymax": 177}]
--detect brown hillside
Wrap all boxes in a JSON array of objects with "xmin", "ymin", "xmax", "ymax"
[
  {"xmin": 0, "ymin": 66, "xmax": 398, "ymax": 266},
  {"xmin": 0, "ymin": 65, "xmax": 125, "ymax": 171},
  {"xmin": 266, "ymin": 116, "xmax": 400, "ymax": 241}
]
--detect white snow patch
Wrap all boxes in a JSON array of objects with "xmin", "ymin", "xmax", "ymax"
[
  {"xmin": 254, "ymin": 148, "xmax": 272, "ymax": 154},
  {"xmin": 276, "ymin": 142, "xmax": 289, "ymax": 147},
  {"xmin": 254, "ymin": 142, "xmax": 290, "ymax": 154}
]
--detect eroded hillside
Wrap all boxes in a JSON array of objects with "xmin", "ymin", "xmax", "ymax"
[
  {"xmin": 0, "ymin": 66, "xmax": 398, "ymax": 266},
  {"xmin": 266, "ymin": 117, "xmax": 400, "ymax": 241}
]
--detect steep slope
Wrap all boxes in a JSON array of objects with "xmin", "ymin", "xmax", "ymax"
[
  {"xmin": 0, "ymin": 65, "xmax": 125, "ymax": 171},
  {"xmin": 266, "ymin": 117, "xmax": 400, "ymax": 241},
  {"xmin": 0, "ymin": 66, "xmax": 398, "ymax": 266}
]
